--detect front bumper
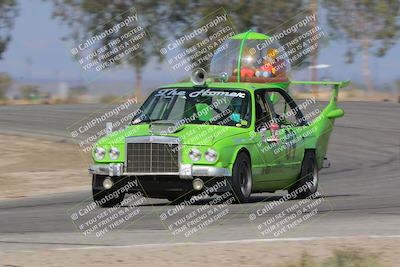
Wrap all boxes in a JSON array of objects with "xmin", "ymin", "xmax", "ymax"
[{"xmin": 88, "ymin": 163, "xmax": 231, "ymax": 179}]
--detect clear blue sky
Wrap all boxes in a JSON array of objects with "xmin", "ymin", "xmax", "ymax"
[{"xmin": 0, "ymin": 0, "xmax": 399, "ymax": 94}]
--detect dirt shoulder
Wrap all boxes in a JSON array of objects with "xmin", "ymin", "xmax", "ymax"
[
  {"xmin": 1, "ymin": 236, "xmax": 399, "ymax": 266},
  {"xmin": 0, "ymin": 134, "xmax": 90, "ymax": 199}
]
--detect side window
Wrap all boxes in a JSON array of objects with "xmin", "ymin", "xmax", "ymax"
[
  {"xmin": 254, "ymin": 90, "xmax": 273, "ymax": 130},
  {"xmin": 269, "ymin": 91, "xmax": 302, "ymax": 126}
]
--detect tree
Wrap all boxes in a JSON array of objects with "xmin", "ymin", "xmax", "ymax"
[
  {"xmin": 48, "ymin": 0, "xmax": 314, "ymax": 96},
  {"xmin": 47, "ymin": 0, "xmax": 164, "ymax": 98},
  {"xmin": 156, "ymin": 0, "xmax": 314, "ymax": 69},
  {"xmin": 153, "ymin": 1, "xmax": 309, "ymax": 33},
  {"xmin": 19, "ymin": 84, "xmax": 40, "ymax": 99},
  {"xmin": 323, "ymin": 0, "xmax": 400, "ymax": 93},
  {"xmin": 0, "ymin": 0, "xmax": 18, "ymax": 59},
  {"xmin": 0, "ymin": 72, "xmax": 12, "ymax": 99}
]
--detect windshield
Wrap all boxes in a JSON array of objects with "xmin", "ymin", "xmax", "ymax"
[{"xmin": 131, "ymin": 88, "xmax": 251, "ymax": 127}]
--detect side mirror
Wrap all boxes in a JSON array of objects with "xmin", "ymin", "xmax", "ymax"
[
  {"xmin": 327, "ymin": 108, "xmax": 344, "ymax": 119},
  {"xmin": 105, "ymin": 122, "xmax": 113, "ymax": 135}
]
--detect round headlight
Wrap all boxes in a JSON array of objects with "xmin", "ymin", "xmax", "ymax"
[
  {"xmin": 109, "ymin": 147, "xmax": 120, "ymax": 160},
  {"xmin": 205, "ymin": 148, "xmax": 218, "ymax": 162},
  {"xmin": 94, "ymin": 147, "xmax": 106, "ymax": 160},
  {"xmin": 188, "ymin": 148, "xmax": 201, "ymax": 162}
]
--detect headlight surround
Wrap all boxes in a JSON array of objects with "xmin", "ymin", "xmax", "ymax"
[
  {"xmin": 109, "ymin": 146, "xmax": 120, "ymax": 160},
  {"xmin": 188, "ymin": 148, "xmax": 201, "ymax": 162},
  {"xmin": 205, "ymin": 148, "xmax": 218, "ymax": 162},
  {"xmin": 94, "ymin": 146, "xmax": 106, "ymax": 160}
]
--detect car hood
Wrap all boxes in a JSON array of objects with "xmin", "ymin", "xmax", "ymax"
[{"xmin": 98, "ymin": 122, "xmax": 250, "ymax": 146}]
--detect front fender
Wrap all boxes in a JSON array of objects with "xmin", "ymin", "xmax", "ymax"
[{"xmin": 213, "ymin": 134, "xmax": 254, "ymax": 175}]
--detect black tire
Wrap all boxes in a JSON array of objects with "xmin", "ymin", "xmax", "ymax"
[
  {"xmin": 289, "ymin": 150, "xmax": 319, "ymax": 199},
  {"xmin": 231, "ymin": 152, "xmax": 252, "ymax": 203},
  {"xmin": 92, "ymin": 175, "xmax": 125, "ymax": 208}
]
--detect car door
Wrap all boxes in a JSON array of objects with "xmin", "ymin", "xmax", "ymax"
[
  {"xmin": 251, "ymin": 89, "xmax": 287, "ymax": 189},
  {"xmin": 266, "ymin": 90, "xmax": 307, "ymax": 182}
]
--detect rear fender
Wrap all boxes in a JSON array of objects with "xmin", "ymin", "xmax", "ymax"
[{"xmin": 291, "ymin": 80, "xmax": 351, "ymax": 168}]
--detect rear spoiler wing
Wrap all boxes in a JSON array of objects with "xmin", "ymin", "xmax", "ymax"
[{"xmin": 290, "ymin": 80, "xmax": 351, "ymax": 103}]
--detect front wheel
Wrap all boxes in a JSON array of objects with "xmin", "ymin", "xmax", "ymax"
[
  {"xmin": 289, "ymin": 150, "xmax": 319, "ymax": 199},
  {"xmin": 231, "ymin": 152, "xmax": 252, "ymax": 203}
]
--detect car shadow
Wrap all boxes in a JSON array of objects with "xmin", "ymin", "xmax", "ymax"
[{"xmin": 121, "ymin": 193, "xmax": 360, "ymax": 207}]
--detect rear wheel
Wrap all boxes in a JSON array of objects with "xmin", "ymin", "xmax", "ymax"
[
  {"xmin": 92, "ymin": 175, "xmax": 125, "ymax": 207},
  {"xmin": 231, "ymin": 152, "xmax": 252, "ymax": 203},
  {"xmin": 289, "ymin": 150, "xmax": 319, "ymax": 199}
]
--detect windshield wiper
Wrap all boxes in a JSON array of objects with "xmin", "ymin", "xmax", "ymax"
[{"xmin": 131, "ymin": 119, "xmax": 163, "ymax": 125}]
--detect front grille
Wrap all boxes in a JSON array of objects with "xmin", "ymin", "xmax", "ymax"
[{"xmin": 126, "ymin": 142, "xmax": 179, "ymax": 173}]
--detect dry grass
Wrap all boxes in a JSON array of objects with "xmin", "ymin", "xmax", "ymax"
[
  {"xmin": 0, "ymin": 134, "xmax": 90, "ymax": 199},
  {"xmin": 279, "ymin": 249, "xmax": 384, "ymax": 267}
]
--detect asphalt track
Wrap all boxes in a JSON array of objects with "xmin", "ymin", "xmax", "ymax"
[{"xmin": 0, "ymin": 101, "xmax": 399, "ymax": 251}]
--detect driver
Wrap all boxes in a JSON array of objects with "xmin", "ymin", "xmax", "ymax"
[{"xmin": 229, "ymin": 97, "xmax": 243, "ymax": 123}]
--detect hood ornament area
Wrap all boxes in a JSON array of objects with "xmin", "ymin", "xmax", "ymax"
[{"xmin": 149, "ymin": 120, "xmax": 185, "ymax": 135}]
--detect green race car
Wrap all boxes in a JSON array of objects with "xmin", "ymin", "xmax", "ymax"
[{"xmin": 89, "ymin": 32, "xmax": 349, "ymax": 207}]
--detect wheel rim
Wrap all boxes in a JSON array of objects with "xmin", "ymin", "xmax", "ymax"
[{"xmin": 239, "ymin": 160, "xmax": 251, "ymax": 197}]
